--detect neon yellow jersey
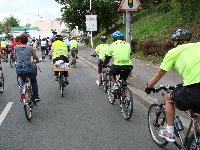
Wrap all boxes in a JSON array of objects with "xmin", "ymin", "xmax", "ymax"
[
  {"xmin": 0, "ymin": 41, "xmax": 8, "ymax": 48},
  {"xmin": 70, "ymin": 40, "xmax": 78, "ymax": 49},
  {"xmin": 160, "ymin": 42, "xmax": 200, "ymax": 86},
  {"xmin": 108, "ymin": 40, "xmax": 132, "ymax": 66},
  {"xmin": 52, "ymin": 40, "xmax": 68, "ymax": 59},
  {"xmin": 95, "ymin": 44, "xmax": 110, "ymax": 61}
]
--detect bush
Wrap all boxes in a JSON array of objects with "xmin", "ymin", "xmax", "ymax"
[
  {"xmin": 131, "ymin": 39, "xmax": 138, "ymax": 53},
  {"xmin": 140, "ymin": 39, "xmax": 174, "ymax": 56}
]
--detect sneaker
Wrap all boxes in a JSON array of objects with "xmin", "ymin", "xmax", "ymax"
[
  {"xmin": 111, "ymin": 84, "xmax": 119, "ymax": 93},
  {"xmin": 76, "ymin": 55, "xmax": 78, "ymax": 59},
  {"xmin": 34, "ymin": 96, "xmax": 41, "ymax": 102},
  {"xmin": 96, "ymin": 80, "xmax": 101, "ymax": 86},
  {"xmin": 159, "ymin": 129, "xmax": 175, "ymax": 142}
]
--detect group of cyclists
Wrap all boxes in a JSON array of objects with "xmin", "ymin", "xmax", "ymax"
[
  {"xmin": 92, "ymin": 29, "xmax": 200, "ymax": 143},
  {"xmin": 0, "ymin": 28, "xmax": 200, "ymax": 145}
]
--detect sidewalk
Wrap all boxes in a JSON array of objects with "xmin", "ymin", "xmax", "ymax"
[{"xmin": 78, "ymin": 45, "xmax": 190, "ymax": 127}]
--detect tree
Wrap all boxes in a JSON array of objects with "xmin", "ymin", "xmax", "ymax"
[
  {"xmin": 3, "ymin": 16, "xmax": 20, "ymax": 27},
  {"xmin": 0, "ymin": 16, "xmax": 20, "ymax": 33},
  {"xmin": 55, "ymin": 0, "xmax": 120, "ymax": 32}
]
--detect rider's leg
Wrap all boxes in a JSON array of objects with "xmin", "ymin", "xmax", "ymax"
[
  {"xmin": 110, "ymin": 65, "xmax": 117, "ymax": 84},
  {"xmin": 29, "ymin": 71, "xmax": 40, "ymax": 100},
  {"xmin": 96, "ymin": 60, "xmax": 103, "ymax": 86},
  {"xmin": 165, "ymin": 94, "xmax": 175, "ymax": 126}
]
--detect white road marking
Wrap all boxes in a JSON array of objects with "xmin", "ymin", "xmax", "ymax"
[{"xmin": 0, "ymin": 102, "xmax": 13, "ymax": 126}]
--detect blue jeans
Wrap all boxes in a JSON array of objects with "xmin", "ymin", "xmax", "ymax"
[{"xmin": 16, "ymin": 65, "xmax": 39, "ymax": 98}]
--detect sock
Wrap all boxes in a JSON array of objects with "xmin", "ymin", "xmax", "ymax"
[{"xmin": 166, "ymin": 125, "xmax": 174, "ymax": 134}]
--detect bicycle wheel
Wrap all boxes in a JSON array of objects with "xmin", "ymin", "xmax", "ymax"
[
  {"xmin": 23, "ymin": 89, "xmax": 33, "ymax": 121},
  {"xmin": 0, "ymin": 75, "xmax": 4, "ymax": 94},
  {"xmin": 187, "ymin": 132, "xmax": 200, "ymax": 150},
  {"xmin": 107, "ymin": 80, "xmax": 115, "ymax": 104},
  {"xmin": 10, "ymin": 55, "xmax": 13, "ymax": 67},
  {"xmin": 120, "ymin": 88, "xmax": 133, "ymax": 120},
  {"xmin": 72, "ymin": 58, "xmax": 76, "ymax": 68},
  {"xmin": 148, "ymin": 103, "xmax": 168, "ymax": 147},
  {"xmin": 59, "ymin": 75, "xmax": 64, "ymax": 97},
  {"xmin": 102, "ymin": 71, "xmax": 108, "ymax": 92}
]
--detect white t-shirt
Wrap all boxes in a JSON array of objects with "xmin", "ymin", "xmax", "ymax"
[{"xmin": 41, "ymin": 40, "xmax": 47, "ymax": 47}]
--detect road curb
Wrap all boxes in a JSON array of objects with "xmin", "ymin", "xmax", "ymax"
[{"xmin": 78, "ymin": 54, "xmax": 190, "ymax": 127}]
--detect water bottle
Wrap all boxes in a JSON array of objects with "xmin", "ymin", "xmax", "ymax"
[{"xmin": 174, "ymin": 115, "xmax": 184, "ymax": 131}]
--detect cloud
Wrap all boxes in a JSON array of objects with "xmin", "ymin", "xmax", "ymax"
[{"xmin": 0, "ymin": 0, "xmax": 62, "ymax": 25}]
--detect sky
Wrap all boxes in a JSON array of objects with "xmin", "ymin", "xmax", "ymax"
[{"xmin": 0, "ymin": 0, "xmax": 63, "ymax": 26}]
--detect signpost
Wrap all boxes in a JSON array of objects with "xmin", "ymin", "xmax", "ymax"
[
  {"xmin": 118, "ymin": 0, "xmax": 142, "ymax": 44},
  {"xmin": 85, "ymin": 14, "xmax": 97, "ymax": 49},
  {"xmin": 86, "ymin": 15, "xmax": 97, "ymax": 32}
]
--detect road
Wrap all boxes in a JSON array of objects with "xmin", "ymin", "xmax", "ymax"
[{"xmin": 0, "ymin": 53, "xmax": 177, "ymax": 150}]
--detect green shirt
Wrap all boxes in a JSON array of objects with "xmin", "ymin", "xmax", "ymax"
[
  {"xmin": 0, "ymin": 41, "xmax": 8, "ymax": 48},
  {"xmin": 95, "ymin": 44, "xmax": 110, "ymax": 61},
  {"xmin": 52, "ymin": 40, "xmax": 68, "ymax": 59},
  {"xmin": 160, "ymin": 42, "xmax": 200, "ymax": 86},
  {"xmin": 70, "ymin": 40, "xmax": 78, "ymax": 49},
  {"xmin": 108, "ymin": 40, "xmax": 132, "ymax": 66}
]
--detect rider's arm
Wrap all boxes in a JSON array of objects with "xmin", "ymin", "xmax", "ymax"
[
  {"xmin": 32, "ymin": 50, "xmax": 39, "ymax": 62},
  {"xmin": 147, "ymin": 68, "xmax": 166, "ymax": 88}
]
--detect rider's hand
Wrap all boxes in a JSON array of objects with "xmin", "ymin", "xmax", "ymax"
[{"xmin": 145, "ymin": 85, "xmax": 155, "ymax": 94}]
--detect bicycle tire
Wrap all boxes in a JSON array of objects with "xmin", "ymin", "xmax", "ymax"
[
  {"xmin": 10, "ymin": 55, "xmax": 13, "ymax": 67},
  {"xmin": 23, "ymin": 89, "xmax": 33, "ymax": 121},
  {"xmin": 73, "ymin": 58, "xmax": 76, "ymax": 68},
  {"xmin": 187, "ymin": 132, "xmax": 200, "ymax": 150},
  {"xmin": 60, "ymin": 75, "xmax": 64, "ymax": 97},
  {"xmin": 148, "ymin": 103, "xmax": 168, "ymax": 147},
  {"xmin": 107, "ymin": 80, "xmax": 115, "ymax": 104},
  {"xmin": 120, "ymin": 88, "xmax": 133, "ymax": 120},
  {"xmin": 24, "ymin": 102, "xmax": 32, "ymax": 121},
  {"xmin": 0, "ymin": 75, "xmax": 4, "ymax": 94}
]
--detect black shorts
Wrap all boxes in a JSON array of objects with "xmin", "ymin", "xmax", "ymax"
[
  {"xmin": 110, "ymin": 65, "xmax": 133, "ymax": 81},
  {"xmin": 171, "ymin": 83, "xmax": 200, "ymax": 113},
  {"xmin": 71, "ymin": 48, "xmax": 78, "ymax": 57}
]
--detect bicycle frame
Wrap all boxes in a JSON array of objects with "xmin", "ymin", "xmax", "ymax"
[
  {"xmin": 174, "ymin": 112, "xmax": 200, "ymax": 149},
  {"xmin": 152, "ymin": 85, "xmax": 200, "ymax": 149}
]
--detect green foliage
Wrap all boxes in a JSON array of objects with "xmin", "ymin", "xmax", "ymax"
[
  {"xmin": 0, "ymin": 16, "xmax": 20, "ymax": 33},
  {"xmin": 55, "ymin": 0, "xmax": 120, "ymax": 32}
]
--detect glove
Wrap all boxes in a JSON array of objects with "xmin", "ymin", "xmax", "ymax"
[{"xmin": 145, "ymin": 85, "xmax": 155, "ymax": 94}]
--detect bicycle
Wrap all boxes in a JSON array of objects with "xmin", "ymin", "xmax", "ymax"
[
  {"xmin": 71, "ymin": 49, "xmax": 78, "ymax": 68},
  {"xmin": 0, "ymin": 60, "xmax": 4, "ymax": 94},
  {"xmin": 52, "ymin": 63, "xmax": 70, "ymax": 97},
  {"xmin": 17, "ymin": 62, "xmax": 40, "ymax": 121},
  {"xmin": 9, "ymin": 52, "xmax": 15, "ymax": 67},
  {"xmin": 148, "ymin": 85, "xmax": 200, "ymax": 149},
  {"xmin": 107, "ymin": 74, "xmax": 133, "ymax": 120}
]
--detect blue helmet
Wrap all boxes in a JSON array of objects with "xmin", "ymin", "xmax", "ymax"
[{"xmin": 112, "ymin": 31, "xmax": 125, "ymax": 40}]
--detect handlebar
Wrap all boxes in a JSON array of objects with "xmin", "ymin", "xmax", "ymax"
[{"xmin": 154, "ymin": 85, "xmax": 176, "ymax": 93}]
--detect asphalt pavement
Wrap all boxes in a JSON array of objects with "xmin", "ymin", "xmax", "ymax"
[{"xmin": 0, "ymin": 53, "xmax": 178, "ymax": 150}]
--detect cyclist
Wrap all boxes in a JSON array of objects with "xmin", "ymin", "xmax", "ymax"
[
  {"xmin": 91, "ymin": 36, "xmax": 111, "ymax": 86},
  {"xmin": 145, "ymin": 29, "xmax": 200, "ymax": 142},
  {"xmin": 14, "ymin": 34, "xmax": 40, "ymax": 102},
  {"xmin": 69, "ymin": 36, "xmax": 78, "ymax": 60},
  {"xmin": 51, "ymin": 34, "xmax": 69, "ymax": 84},
  {"xmin": 0, "ymin": 38, "xmax": 8, "ymax": 59},
  {"xmin": 41, "ymin": 38, "xmax": 47, "ymax": 60},
  {"xmin": 108, "ymin": 31, "xmax": 133, "ymax": 92}
]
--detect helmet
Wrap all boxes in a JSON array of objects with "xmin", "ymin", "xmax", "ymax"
[
  {"xmin": 171, "ymin": 29, "xmax": 192, "ymax": 42},
  {"xmin": 55, "ymin": 34, "xmax": 63, "ymax": 41},
  {"xmin": 112, "ymin": 31, "xmax": 124, "ymax": 40},
  {"xmin": 100, "ymin": 36, "xmax": 107, "ymax": 42}
]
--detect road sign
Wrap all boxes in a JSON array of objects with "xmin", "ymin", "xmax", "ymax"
[
  {"xmin": 118, "ymin": 0, "xmax": 142, "ymax": 12},
  {"xmin": 85, "ymin": 15, "xmax": 97, "ymax": 31}
]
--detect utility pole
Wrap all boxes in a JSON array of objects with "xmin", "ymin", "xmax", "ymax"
[
  {"xmin": 126, "ymin": 11, "xmax": 131, "ymax": 44},
  {"xmin": 89, "ymin": 0, "xmax": 94, "ymax": 49}
]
